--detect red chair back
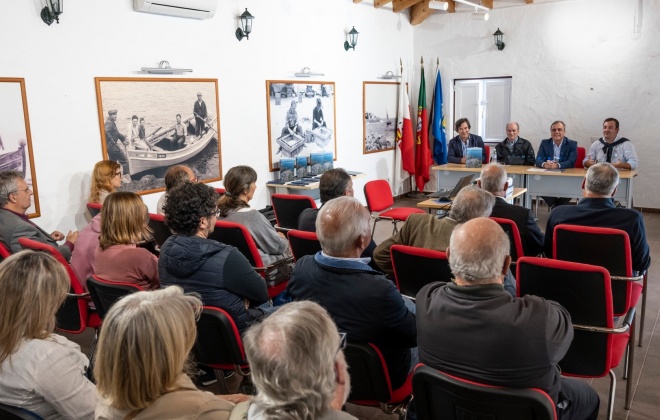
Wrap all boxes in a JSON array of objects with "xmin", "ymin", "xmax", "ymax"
[
  {"xmin": 86, "ymin": 202, "xmax": 102, "ymax": 217},
  {"xmin": 390, "ymin": 244, "xmax": 452, "ymax": 298},
  {"xmin": 287, "ymin": 229, "xmax": 322, "ymax": 262},
  {"xmin": 271, "ymin": 194, "xmax": 317, "ymax": 231},
  {"xmin": 214, "ymin": 187, "xmax": 226, "ymax": 195},
  {"xmin": 0, "ymin": 242, "xmax": 11, "ymax": 260},
  {"xmin": 484, "ymin": 145, "xmax": 491, "ymax": 163},
  {"xmin": 413, "ymin": 364, "xmax": 557, "ymax": 420},
  {"xmin": 193, "ymin": 306, "xmax": 247, "ymax": 369},
  {"xmin": 148, "ymin": 213, "xmax": 173, "ymax": 247},
  {"xmin": 575, "ymin": 146, "xmax": 586, "ymax": 169},
  {"xmin": 490, "ymin": 216, "xmax": 525, "ymax": 262},
  {"xmin": 364, "ymin": 179, "xmax": 394, "ymax": 212}
]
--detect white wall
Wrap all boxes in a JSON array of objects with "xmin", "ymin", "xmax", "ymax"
[
  {"xmin": 414, "ymin": 0, "xmax": 660, "ymax": 208},
  {"xmin": 0, "ymin": 0, "xmax": 414, "ymax": 232}
]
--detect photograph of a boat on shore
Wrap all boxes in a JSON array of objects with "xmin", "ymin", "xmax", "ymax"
[{"xmin": 95, "ymin": 78, "xmax": 222, "ymax": 195}]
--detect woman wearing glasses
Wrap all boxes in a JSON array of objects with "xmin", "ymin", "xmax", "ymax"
[{"xmin": 88, "ymin": 160, "xmax": 122, "ymax": 204}]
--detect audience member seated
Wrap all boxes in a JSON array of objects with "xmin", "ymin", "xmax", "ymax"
[
  {"xmin": 494, "ymin": 121, "xmax": 536, "ymax": 165},
  {"xmin": 373, "ymin": 186, "xmax": 495, "ymax": 278},
  {"xmin": 287, "ymin": 196, "xmax": 416, "ymax": 390},
  {"xmin": 478, "ymin": 163, "xmax": 544, "ymax": 256},
  {"xmin": 70, "ymin": 212, "xmax": 101, "ymax": 290},
  {"xmin": 236, "ymin": 301, "xmax": 356, "ymax": 419},
  {"xmin": 298, "ymin": 168, "xmax": 377, "ymax": 264},
  {"xmin": 535, "ymin": 120, "xmax": 578, "ymax": 209},
  {"xmin": 0, "ymin": 170, "xmax": 78, "ymax": 260},
  {"xmin": 217, "ymin": 165, "xmax": 292, "ymax": 285},
  {"xmin": 95, "ymin": 286, "xmax": 246, "ymax": 420},
  {"xmin": 0, "ymin": 251, "xmax": 96, "ymax": 419},
  {"xmin": 156, "ymin": 164, "xmax": 197, "ymax": 215},
  {"xmin": 159, "ymin": 182, "xmax": 268, "ymax": 333},
  {"xmin": 89, "ymin": 160, "xmax": 122, "ymax": 204},
  {"xmin": 416, "ymin": 218, "xmax": 600, "ymax": 420},
  {"xmin": 94, "ymin": 192, "xmax": 159, "ymax": 289},
  {"xmin": 544, "ymin": 162, "xmax": 650, "ymax": 273}
]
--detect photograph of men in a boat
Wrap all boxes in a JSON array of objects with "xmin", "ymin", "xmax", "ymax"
[
  {"xmin": 363, "ymin": 81, "xmax": 397, "ymax": 154},
  {"xmin": 266, "ymin": 81, "xmax": 336, "ymax": 172},
  {"xmin": 0, "ymin": 78, "xmax": 40, "ymax": 217},
  {"xmin": 95, "ymin": 78, "xmax": 222, "ymax": 195}
]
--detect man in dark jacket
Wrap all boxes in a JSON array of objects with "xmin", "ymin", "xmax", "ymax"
[
  {"xmin": 535, "ymin": 121, "xmax": 578, "ymax": 209},
  {"xmin": 447, "ymin": 118, "xmax": 487, "ymax": 164},
  {"xmin": 158, "ymin": 182, "xmax": 268, "ymax": 332},
  {"xmin": 478, "ymin": 163, "xmax": 544, "ymax": 256},
  {"xmin": 287, "ymin": 196, "xmax": 417, "ymax": 390},
  {"xmin": 495, "ymin": 122, "xmax": 535, "ymax": 165}
]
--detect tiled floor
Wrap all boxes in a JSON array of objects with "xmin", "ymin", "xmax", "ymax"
[{"xmin": 65, "ymin": 197, "xmax": 659, "ymax": 420}]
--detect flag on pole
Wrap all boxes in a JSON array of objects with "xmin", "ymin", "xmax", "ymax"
[
  {"xmin": 430, "ymin": 64, "xmax": 448, "ymax": 164},
  {"xmin": 394, "ymin": 62, "xmax": 414, "ymax": 195},
  {"xmin": 415, "ymin": 60, "xmax": 433, "ymax": 192}
]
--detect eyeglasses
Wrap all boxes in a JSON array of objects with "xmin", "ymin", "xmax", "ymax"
[
  {"xmin": 337, "ymin": 332, "xmax": 347, "ymax": 354},
  {"xmin": 114, "ymin": 172, "xmax": 122, "ymax": 177},
  {"xmin": 208, "ymin": 208, "xmax": 221, "ymax": 217},
  {"xmin": 9, "ymin": 187, "xmax": 31, "ymax": 195}
]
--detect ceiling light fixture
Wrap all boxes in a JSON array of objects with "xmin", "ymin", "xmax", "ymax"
[
  {"xmin": 454, "ymin": 0, "xmax": 490, "ymax": 12},
  {"xmin": 429, "ymin": 1, "xmax": 449, "ymax": 11}
]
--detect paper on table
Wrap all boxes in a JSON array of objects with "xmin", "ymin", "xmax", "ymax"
[{"xmin": 527, "ymin": 168, "xmax": 547, "ymax": 172}]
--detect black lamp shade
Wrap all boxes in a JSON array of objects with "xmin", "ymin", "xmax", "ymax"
[
  {"xmin": 240, "ymin": 8, "xmax": 254, "ymax": 38},
  {"xmin": 344, "ymin": 26, "xmax": 359, "ymax": 51},
  {"xmin": 493, "ymin": 28, "xmax": 505, "ymax": 51}
]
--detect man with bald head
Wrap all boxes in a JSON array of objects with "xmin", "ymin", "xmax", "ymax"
[
  {"xmin": 287, "ymin": 196, "xmax": 417, "ymax": 390},
  {"xmin": 156, "ymin": 165, "xmax": 197, "ymax": 215},
  {"xmin": 479, "ymin": 163, "xmax": 544, "ymax": 256},
  {"xmin": 494, "ymin": 122, "xmax": 535, "ymax": 165},
  {"xmin": 417, "ymin": 218, "xmax": 599, "ymax": 420}
]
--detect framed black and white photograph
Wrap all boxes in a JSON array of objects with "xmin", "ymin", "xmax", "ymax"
[
  {"xmin": 363, "ymin": 81, "xmax": 398, "ymax": 154},
  {"xmin": 95, "ymin": 77, "xmax": 222, "ymax": 194},
  {"xmin": 0, "ymin": 78, "xmax": 40, "ymax": 218},
  {"xmin": 265, "ymin": 80, "xmax": 336, "ymax": 172}
]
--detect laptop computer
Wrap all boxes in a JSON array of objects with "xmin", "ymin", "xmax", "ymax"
[{"xmin": 428, "ymin": 174, "xmax": 475, "ymax": 200}]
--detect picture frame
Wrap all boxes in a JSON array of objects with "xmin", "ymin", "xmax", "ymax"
[
  {"xmin": 0, "ymin": 78, "xmax": 40, "ymax": 218},
  {"xmin": 95, "ymin": 77, "xmax": 222, "ymax": 195},
  {"xmin": 363, "ymin": 81, "xmax": 398, "ymax": 154},
  {"xmin": 265, "ymin": 80, "xmax": 336, "ymax": 172}
]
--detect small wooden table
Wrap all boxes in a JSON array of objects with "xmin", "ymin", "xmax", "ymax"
[{"xmin": 417, "ymin": 188, "xmax": 528, "ymax": 214}]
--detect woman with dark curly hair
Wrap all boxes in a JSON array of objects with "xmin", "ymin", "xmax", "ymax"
[
  {"xmin": 158, "ymin": 182, "xmax": 268, "ymax": 333},
  {"xmin": 217, "ymin": 165, "xmax": 292, "ymax": 285}
]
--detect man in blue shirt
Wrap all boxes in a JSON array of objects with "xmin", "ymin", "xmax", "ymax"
[{"xmin": 535, "ymin": 121, "xmax": 578, "ymax": 209}]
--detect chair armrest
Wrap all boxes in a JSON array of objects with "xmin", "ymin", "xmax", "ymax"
[
  {"xmin": 254, "ymin": 256, "xmax": 294, "ymax": 273},
  {"xmin": 573, "ymin": 307, "xmax": 635, "ymax": 335},
  {"xmin": 611, "ymin": 275, "xmax": 644, "ymax": 282},
  {"xmin": 67, "ymin": 292, "xmax": 91, "ymax": 299}
]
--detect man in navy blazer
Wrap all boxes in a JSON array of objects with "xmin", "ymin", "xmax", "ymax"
[
  {"xmin": 535, "ymin": 121, "xmax": 578, "ymax": 208},
  {"xmin": 447, "ymin": 118, "xmax": 487, "ymax": 164}
]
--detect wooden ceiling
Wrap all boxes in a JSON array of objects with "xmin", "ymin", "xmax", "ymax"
[{"xmin": 353, "ymin": 0, "xmax": 534, "ymax": 26}]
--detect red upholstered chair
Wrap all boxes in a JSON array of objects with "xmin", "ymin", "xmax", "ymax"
[
  {"xmin": 344, "ymin": 341, "xmax": 413, "ymax": 419},
  {"xmin": 86, "ymin": 202, "xmax": 102, "ymax": 218},
  {"xmin": 214, "ymin": 187, "xmax": 226, "ymax": 195},
  {"xmin": 17, "ymin": 238, "xmax": 101, "ymax": 365},
  {"xmin": 87, "ymin": 275, "xmax": 144, "ymax": 320},
  {"xmin": 553, "ymin": 224, "xmax": 646, "ymax": 346},
  {"xmin": 490, "ymin": 217, "xmax": 525, "ymax": 263},
  {"xmin": 286, "ymin": 229, "xmax": 322, "ymax": 262},
  {"xmin": 0, "ymin": 241, "xmax": 12, "ymax": 261},
  {"xmin": 390, "ymin": 244, "xmax": 452, "ymax": 298},
  {"xmin": 148, "ymin": 213, "xmax": 173, "ymax": 248},
  {"xmin": 364, "ymin": 180, "xmax": 425, "ymax": 236},
  {"xmin": 484, "ymin": 145, "xmax": 491, "ymax": 164},
  {"xmin": 271, "ymin": 193, "xmax": 317, "ymax": 232},
  {"xmin": 517, "ymin": 257, "xmax": 634, "ymax": 419},
  {"xmin": 575, "ymin": 146, "xmax": 586, "ymax": 169},
  {"xmin": 192, "ymin": 306, "xmax": 250, "ymax": 394},
  {"xmin": 412, "ymin": 364, "xmax": 557, "ymax": 420},
  {"xmin": 209, "ymin": 220, "xmax": 292, "ymax": 299}
]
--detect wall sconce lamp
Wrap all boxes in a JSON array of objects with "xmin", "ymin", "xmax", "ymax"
[
  {"xmin": 41, "ymin": 0, "xmax": 63, "ymax": 25},
  {"xmin": 493, "ymin": 28, "xmax": 505, "ymax": 51},
  {"xmin": 235, "ymin": 8, "xmax": 254, "ymax": 41},
  {"xmin": 140, "ymin": 60, "xmax": 192, "ymax": 74},
  {"xmin": 344, "ymin": 26, "xmax": 359, "ymax": 51},
  {"xmin": 379, "ymin": 71, "xmax": 401, "ymax": 80},
  {"xmin": 294, "ymin": 67, "xmax": 325, "ymax": 77}
]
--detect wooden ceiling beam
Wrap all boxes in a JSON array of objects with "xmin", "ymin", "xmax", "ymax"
[
  {"xmin": 525, "ymin": 0, "xmax": 534, "ymax": 3},
  {"xmin": 374, "ymin": 0, "xmax": 393, "ymax": 8},
  {"xmin": 410, "ymin": 0, "xmax": 432, "ymax": 25},
  {"xmin": 393, "ymin": 0, "xmax": 422, "ymax": 13},
  {"xmin": 447, "ymin": 0, "xmax": 456, "ymax": 13},
  {"xmin": 481, "ymin": 0, "xmax": 493, "ymax": 8},
  {"xmin": 353, "ymin": 0, "xmax": 363, "ymax": 3}
]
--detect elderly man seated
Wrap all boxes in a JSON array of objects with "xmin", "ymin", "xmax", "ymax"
[
  {"xmin": 236, "ymin": 301, "xmax": 357, "ymax": 419},
  {"xmin": 417, "ymin": 218, "xmax": 600, "ymax": 420},
  {"xmin": 287, "ymin": 196, "xmax": 417, "ymax": 390},
  {"xmin": 0, "ymin": 170, "xmax": 78, "ymax": 260}
]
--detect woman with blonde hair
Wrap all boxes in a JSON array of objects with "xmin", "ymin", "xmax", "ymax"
[
  {"xmin": 0, "ymin": 251, "xmax": 96, "ymax": 419},
  {"xmin": 217, "ymin": 165, "xmax": 292, "ymax": 285},
  {"xmin": 95, "ymin": 191, "xmax": 159, "ymax": 289},
  {"xmin": 89, "ymin": 160, "xmax": 122, "ymax": 204},
  {"xmin": 94, "ymin": 286, "xmax": 241, "ymax": 419}
]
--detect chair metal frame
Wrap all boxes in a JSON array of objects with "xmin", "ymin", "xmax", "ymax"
[
  {"xmin": 286, "ymin": 229, "xmax": 322, "ymax": 262},
  {"xmin": 517, "ymin": 256, "xmax": 635, "ymax": 420},
  {"xmin": 270, "ymin": 193, "xmax": 317, "ymax": 232},
  {"xmin": 553, "ymin": 223, "xmax": 646, "ymax": 347},
  {"xmin": 390, "ymin": 244, "xmax": 452, "ymax": 299},
  {"xmin": 412, "ymin": 364, "xmax": 557, "ymax": 420},
  {"xmin": 364, "ymin": 179, "xmax": 425, "ymax": 236}
]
